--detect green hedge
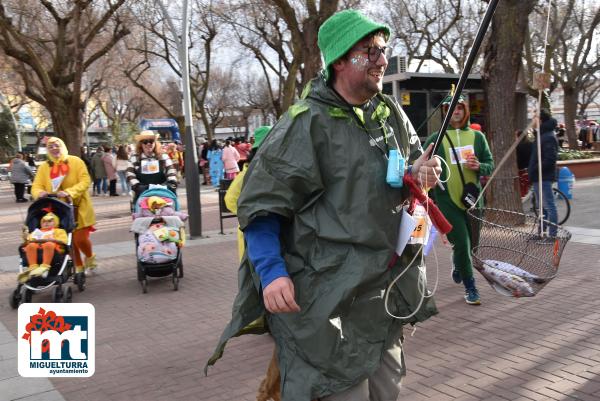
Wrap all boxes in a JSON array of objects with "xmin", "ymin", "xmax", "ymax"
[{"xmin": 558, "ymin": 149, "xmax": 596, "ymax": 160}]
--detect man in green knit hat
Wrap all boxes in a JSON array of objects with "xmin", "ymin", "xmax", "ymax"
[
  {"xmin": 207, "ymin": 10, "xmax": 442, "ymax": 400},
  {"xmin": 424, "ymin": 92, "xmax": 494, "ymax": 305}
]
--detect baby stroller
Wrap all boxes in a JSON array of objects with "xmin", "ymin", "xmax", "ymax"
[
  {"xmin": 9, "ymin": 196, "xmax": 83, "ymax": 308},
  {"xmin": 131, "ymin": 186, "xmax": 184, "ymax": 293}
]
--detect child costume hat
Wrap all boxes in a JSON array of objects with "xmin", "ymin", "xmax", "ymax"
[
  {"xmin": 41, "ymin": 212, "xmax": 59, "ymax": 226},
  {"xmin": 318, "ymin": 10, "xmax": 391, "ymax": 81}
]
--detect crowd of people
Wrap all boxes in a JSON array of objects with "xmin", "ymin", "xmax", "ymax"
[{"xmin": 198, "ymin": 137, "xmax": 252, "ymax": 188}]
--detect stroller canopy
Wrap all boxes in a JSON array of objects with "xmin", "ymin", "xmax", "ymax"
[
  {"xmin": 26, "ymin": 197, "xmax": 76, "ymax": 233},
  {"xmin": 135, "ymin": 187, "xmax": 180, "ymax": 213}
]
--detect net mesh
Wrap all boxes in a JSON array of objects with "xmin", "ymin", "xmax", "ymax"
[{"xmin": 467, "ymin": 208, "xmax": 571, "ymax": 297}]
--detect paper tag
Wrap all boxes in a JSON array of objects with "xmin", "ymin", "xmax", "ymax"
[
  {"xmin": 141, "ymin": 159, "xmax": 160, "ymax": 174},
  {"xmin": 449, "ymin": 145, "xmax": 475, "ymax": 164},
  {"xmin": 29, "ymin": 229, "xmax": 54, "ymax": 240},
  {"xmin": 396, "ymin": 208, "xmax": 416, "ymax": 256},
  {"xmin": 409, "ymin": 205, "xmax": 431, "ymax": 245}
]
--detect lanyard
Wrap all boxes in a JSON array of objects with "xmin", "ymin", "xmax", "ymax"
[{"xmin": 334, "ymin": 90, "xmax": 402, "ymax": 161}]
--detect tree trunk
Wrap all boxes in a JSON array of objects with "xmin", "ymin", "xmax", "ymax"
[
  {"xmin": 49, "ymin": 99, "xmax": 83, "ymax": 157},
  {"xmin": 301, "ymin": 16, "xmax": 321, "ymax": 88},
  {"xmin": 281, "ymin": 60, "xmax": 300, "ymax": 113},
  {"xmin": 562, "ymin": 86, "xmax": 579, "ymax": 149},
  {"xmin": 175, "ymin": 115, "xmax": 186, "ymax": 139},
  {"xmin": 482, "ymin": 0, "xmax": 535, "ymax": 212}
]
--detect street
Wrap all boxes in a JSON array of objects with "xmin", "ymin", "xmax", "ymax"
[{"xmin": 0, "ymin": 178, "xmax": 599, "ymax": 401}]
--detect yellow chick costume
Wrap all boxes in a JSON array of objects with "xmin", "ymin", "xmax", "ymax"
[{"xmin": 31, "ymin": 137, "xmax": 95, "ymax": 229}]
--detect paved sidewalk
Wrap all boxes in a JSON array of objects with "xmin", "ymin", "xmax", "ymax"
[{"xmin": 0, "ymin": 178, "xmax": 599, "ymax": 401}]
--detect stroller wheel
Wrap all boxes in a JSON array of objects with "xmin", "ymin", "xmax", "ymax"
[
  {"xmin": 21, "ymin": 288, "xmax": 32, "ymax": 304},
  {"xmin": 74, "ymin": 272, "xmax": 86, "ymax": 292},
  {"xmin": 63, "ymin": 286, "xmax": 73, "ymax": 303},
  {"xmin": 141, "ymin": 279, "xmax": 148, "ymax": 294},
  {"xmin": 9, "ymin": 288, "xmax": 21, "ymax": 309},
  {"xmin": 172, "ymin": 275, "xmax": 179, "ymax": 291},
  {"xmin": 52, "ymin": 286, "xmax": 63, "ymax": 303}
]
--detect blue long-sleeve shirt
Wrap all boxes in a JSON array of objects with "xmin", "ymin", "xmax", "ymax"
[{"xmin": 244, "ymin": 214, "xmax": 288, "ymax": 288}]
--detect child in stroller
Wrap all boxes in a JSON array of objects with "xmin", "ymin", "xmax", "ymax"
[
  {"xmin": 10, "ymin": 196, "xmax": 82, "ymax": 307},
  {"xmin": 18, "ymin": 211, "xmax": 67, "ymax": 282},
  {"xmin": 131, "ymin": 186, "xmax": 187, "ymax": 293}
]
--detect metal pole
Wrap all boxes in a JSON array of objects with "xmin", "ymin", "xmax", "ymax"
[
  {"xmin": 155, "ymin": 0, "xmax": 202, "ymax": 237},
  {"xmin": 432, "ymin": 0, "xmax": 501, "ymax": 155}
]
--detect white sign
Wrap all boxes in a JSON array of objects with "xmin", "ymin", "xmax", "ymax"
[{"xmin": 18, "ymin": 303, "xmax": 95, "ymax": 377}]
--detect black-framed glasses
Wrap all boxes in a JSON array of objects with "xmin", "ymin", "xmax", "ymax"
[
  {"xmin": 365, "ymin": 46, "xmax": 390, "ymax": 62},
  {"xmin": 141, "ymin": 139, "xmax": 155, "ymax": 145}
]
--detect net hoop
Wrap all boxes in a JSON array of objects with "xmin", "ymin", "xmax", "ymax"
[{"xmin": 467, "ymin": 207, "xmax": 571, "ymax": 297}]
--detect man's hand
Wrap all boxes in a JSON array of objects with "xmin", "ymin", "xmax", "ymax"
[
  {"xmin": 38, "ymin": 191, "xmax": 48, "ymax": 198},
  {"xmin": 263, "ymin": 277, "xmax": 301, "ymax": 314},
  {"xmin": 465, "ymin": 154, "xmax": 480, "ymax": 171},
  {"xmin": 412, "ymin": 143, "xmax": 442, "ymax": 187}
]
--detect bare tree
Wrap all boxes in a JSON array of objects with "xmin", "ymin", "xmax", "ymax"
[
  {"xmin": 218, "ymin": 0, "xmax": 345, "ymax": 114},
  {"xmin": 551, "ymin": 1, "xmax": 600, "ymax": 147},
  {"xmin": 200, "ymin": 66, "xmax": 242, "ymax": 138},
  {"xmin": 124, "ymin": 0, "xmax": 218, "ymax": 138},
  {"xmin": 381, "ymin": 0, "xmax": 485, "ymax": 73},
  {"xmin": 482, "ymin": 0, "xmax": 536, "ymax": 211},
  {"xmin": 523, "ymin": 0, "xmax": 600, "ymax": 148},
  {"xmin": 241, "ymin": 73, "xmax": 278, "ymax": 125},
  {"xmin": 579, "ymin": 76, "xmax": 600, "ymax": 120},
  {"xmin": 0, "ymin": 0, "xmax": 131, "ymax": 155}
]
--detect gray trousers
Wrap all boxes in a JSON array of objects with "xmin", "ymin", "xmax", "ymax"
[{"xmin": 321, "ymin": 329, "xmax": 406, "ymax": 401}]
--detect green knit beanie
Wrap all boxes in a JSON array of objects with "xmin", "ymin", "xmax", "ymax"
[
  {"xmin": 318, "ymin": 10, "xmax": 391, "ymax": 81},
  {"xmin": 252, "ymin": 125, "xmax": 271, "ymax": 149}
]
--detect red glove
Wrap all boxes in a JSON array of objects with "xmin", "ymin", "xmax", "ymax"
[{"xmin": 403, "ymin": 174, "xmax": 453, "ymax": 235}]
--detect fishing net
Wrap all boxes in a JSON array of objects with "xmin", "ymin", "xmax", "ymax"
[{"xmin": 467, "ymin": 208, "xmax": 571, "ymax": 297}]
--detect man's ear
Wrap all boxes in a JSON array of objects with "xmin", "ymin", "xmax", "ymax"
[{"xmin": 332, "ymin": 58, "xmax": 345, "ymax": 73}]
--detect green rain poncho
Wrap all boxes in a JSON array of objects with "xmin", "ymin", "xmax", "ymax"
[{"xmin": 206, "ymin": 75, "xmax": 438, "ymax": 400}]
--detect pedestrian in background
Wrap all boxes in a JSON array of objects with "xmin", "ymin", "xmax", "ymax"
[
  {"xmin": 234, "ymin": 137, "xmax": 251, "ymax": 171},
  {"xmin": 9, "ymin": 152, "xmax": 34, "ymax": 203},
  {"xmin": 528, "ymin": 109, "xmax": 559, "ymax": 240},
  {"xmin": 221, "ymin": 139, "xmax": 240, "ymax": 180},
  {"xmin": 116, "ymin": 145, "xmax": 130, "ymax": 195},
  {"xmin": 25, "ymin": 152, "xmax": 36, "ymax": 168},
  {"xmin": 90, "ymin": 147, "xmax": 107, "ymax": 196},
  {"xmin": 199, "ymin": 142, "xmax": 210, "ymax": 185},
  {"xmin": 207, "ymin": 140, "xmax": 223, "ymax": 188},
  {"xmin": 102, "ymin": 145, "xmax": 118, "ymax": 196},
  {"xmin": 556, "ymin": 123, "xmax": 566, "ymax": 148}
]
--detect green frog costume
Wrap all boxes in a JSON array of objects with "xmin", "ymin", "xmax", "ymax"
[
  {"xmin": 423, "ymin": 95, "xmax": 494, "ymax": 305},
  {"xmin": 206, "ymin": 10, "xmax": 438, "ymax": 400}
]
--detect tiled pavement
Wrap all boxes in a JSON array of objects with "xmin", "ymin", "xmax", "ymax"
[{"xmin": 0, "ymin": 179, "xmax": 599, "ymax": 401}]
